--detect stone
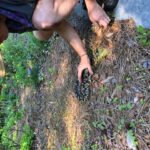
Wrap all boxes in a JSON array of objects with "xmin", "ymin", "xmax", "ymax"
[{"xmin": 115, "ymin": 0, "xmax": 150, "ymax": 28}]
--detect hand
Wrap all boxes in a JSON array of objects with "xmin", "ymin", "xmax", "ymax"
[
  {"xmin": 87, "ymin": 1, "xmax": 110, "ymax": 28},
  {"xmin": 78, "ymin": 55, "xmax": 93, "ymax": 82}
]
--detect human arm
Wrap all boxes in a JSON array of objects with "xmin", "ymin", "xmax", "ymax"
[
  {"xmin": 84, "ymin": 0, "xmax": 110, "ymax": 28},
  {"xmin": 53, "ymin": 20, "xmax": 93, "ymax": 82}
]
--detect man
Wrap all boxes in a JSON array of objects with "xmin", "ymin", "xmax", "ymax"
[{"xmin": 0, "ymin": 0, "xmax": 110, "ymax": 82}]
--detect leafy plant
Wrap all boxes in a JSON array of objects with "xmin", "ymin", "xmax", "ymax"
[
  {"xmin": 137, "ymin": 26, "xmax": 150, "ymax": 47},
  {"xmin": 92, "ymin": 120, "xmax": 106, "ymax": 130},
  {"xmin": 91, "ymin": 143, "xmax": 98, "ymax": 150},
  {"xmin": 0, "ymin": 32, "xmax": 44, "ymax": 149},
  {"xmin": 99, "ymin": 85, "xmax": 107, "ymax": 95},
  {"xmin": 95, "ymin": 48, "xmax": 110, "ymax": 64},
  {"xmin": 118, "ymin": 118, "xmax": 125, "ymax": 131},
  {"xmin": 20, "ymin": 125, "xmax": 34, "ymax": 150},
  {"xmin": 61, "ymin": 145, "xmax": 71, "ymax": 150},
  {"xmin": 127, "ymin": 130, "xmax": 138, "ymax": 150},
  {"xmin": 48, "ymin": 67, "xmax": 56, "ymax": 74},
  {"xmin": 0, "ymin": 32, "xmax": 48, "ymax": 86},
  {"xmin": 129, "ymin": 120, "xmax": 136, "ymax": 129},
  {"xmin": 118, "ymin": 102, "xmax": 133, "ymax": 111}
]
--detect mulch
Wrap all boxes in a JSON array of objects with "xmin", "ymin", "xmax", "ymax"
[{"xmin": 87, "ymin": 18, "xmax": 150, "ymax": 149}]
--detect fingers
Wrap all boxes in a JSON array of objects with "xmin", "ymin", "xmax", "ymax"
[
  {"xmin": 93, "ymin": 16, "xmax": 110, "ymax": 29},
  {"xmin": 77, "ymin": 56, "xmax": 93, "ymax": 82},
  {"xmin": 99, "ymin": 19, "xmax": 108, "ymax": 28},
  {"xmin": 88, "ymin": 66, "xmax": 93, "ymax": 75},
  {"xmin": 98, "ymin": 16, "xmax": 110, "ymax": 28},
  {"xmin": 78, "ymin": 66, "xmax": 93, "ymax": 83}
]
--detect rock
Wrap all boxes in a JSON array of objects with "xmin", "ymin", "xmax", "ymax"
[{"xmin": 115, "ymin": 0, "xmax": 150, "ymax": 28}]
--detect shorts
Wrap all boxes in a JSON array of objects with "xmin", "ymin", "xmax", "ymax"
[
  {"xmin": 0, "ymin": 0, "xmax": 36, "ymax": 21},
  {"xmin": 0, "ymin": 0, "xmax": 37, "ymax": 33}
]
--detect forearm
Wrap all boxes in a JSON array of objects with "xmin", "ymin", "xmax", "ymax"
[
  {"xmin": 53, "ymin": 20, "xmax": 87, "ymax": 57},
  {"xmin": 53, "ymin": 20, "xmax": 93, "ymax": 81},
  {"xmin": 85, "ymin": 0, "xmax": 96, "ymax": 3}
]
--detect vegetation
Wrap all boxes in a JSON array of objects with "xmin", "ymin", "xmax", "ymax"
[
  {"xmin": 20, "ymin": 125, "xmax": 33, "ymax": 150},
  {"xmin": 0, "ymin": 32, "xmax": 48, "ymax": 149},
  {"xmin": 61, "ymin": 146, "xmax": 71, "ymax": 150},
  {"xmin": 0, "ymin": 33, "xmax": 48, "ymax": 86},
  {"xmin": 137, "ymin": 25, "xmax": 150, "ymax": 46}
]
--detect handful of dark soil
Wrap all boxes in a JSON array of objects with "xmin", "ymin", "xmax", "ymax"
[{"xmin": 74, "ymin": 69, "xmax": 91, "ymax": 101}]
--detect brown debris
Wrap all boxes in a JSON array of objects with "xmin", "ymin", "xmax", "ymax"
[
  {"xmin": 0, "ymin": 52, "xmax": 5, "ymax": 77},
  {"xmin": 88, "ymin": 18, "xmax": 150, "ymax": 150}
]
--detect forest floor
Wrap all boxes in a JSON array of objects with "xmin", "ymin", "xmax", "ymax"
[
  {"xmin": 22, "ymin": 16, "xmax": 149, "ymax": 150},
  {"xmin": 0, "ymin": 14, "xmax": 149, "ymax": 150}
]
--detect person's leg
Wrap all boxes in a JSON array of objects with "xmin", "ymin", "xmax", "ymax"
[
  {"xmin": 33, "ymin": 29, "xmax": 53, "ymax": 41},
  {"xmin": 32, "ymin": 0, "xmax": 79, "ymax": 30}
]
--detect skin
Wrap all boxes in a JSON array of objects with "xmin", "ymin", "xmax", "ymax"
[
  {"xmin": 0, "ymin": 0, "xmax": 110, "ymax": 82},
  {"xmin": 85, "ymin": 0, "xmax": 110, "ymax": 28},
  {"xmin": 0, "ymin": 15, "xmax": 8, "ymax": 43}
]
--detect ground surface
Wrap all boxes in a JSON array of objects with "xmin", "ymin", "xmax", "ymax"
[
  {"xmin": 18, "ymin": 12, "xmax": 150, "ymax": 149},
  {"xmin": 1, "ymin": 2, "xmax": 149, "ymax": 149}
]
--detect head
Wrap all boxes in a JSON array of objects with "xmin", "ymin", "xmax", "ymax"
[{"xmin": 0, "ymin": 15, "xmax": 8, "ymax": 44}]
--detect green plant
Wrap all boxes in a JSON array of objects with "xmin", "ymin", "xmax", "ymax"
[
  {"xmin": 99, "ymin": 85, "xmax": 107, "ymax": 95},
  {"xmin": 129, "ymin": 120, "xmax": 136, "ymax": 129},
  {"xmin": 84, "ymin": 128, "xmax": 90, "ymax": 140},
  {"xmin": 140, "ymin": 98, "xmax": 145, "ymax": 105},
  {"xmin": 127, "ymin": 130, "xmax": 138, "ymax": 149},
  {"xmin": 118, "ymin": 102, "xmax": 133, "ymax": 111},
  {"xmin": 20, "ymin": 125, "xmax": 33, "ymax": 150},
  {"xmin": 1, "ymin": 102, "xmax": 24, "ymax": 149},
  {"xmin": 112, "ymin": 97, "xmax": 119, "ymax": 103},
  {"xmin": 137, "ymin": 26, "xmax": 150, "ymax": 47},
  {"xmin": 0, "ymin": 32, "xmax": 48, "ymax": 86},
  {"xmin": 61, "ymin": 145, "xmax": 71, "ymax": 150},
  {"xmin": 0, "ymin": 33, "xmax": 41, "ymax": 149},
  {"xmin": 48, "ymin": 67, "xmax": 56, "ymax": 74},
  {"xmin": 96, "ymin": 48, "xmax": 110, "ymax": 64},
  {"xmin": 91, "ymin": 143, "xmax": 98, "ymax": 150},
  {"xmin": 118, "ymin": 118, "xmax": 125, "ymax": 131},
  {"xmin": 92, "ymin": 120, "xmax": 106, "ymax": 130}
]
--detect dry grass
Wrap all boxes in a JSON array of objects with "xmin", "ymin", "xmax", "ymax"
[
  {"xmin": 63, "ymin": 94, "xmax": 85, "ymax": 150},
  {"xmin": 0, "ymin": 52, "xmax": 5, "ymax": 77},
  {"xmin": 87, "ymin": 18, "xmax": 150, "ymax": 149}
]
